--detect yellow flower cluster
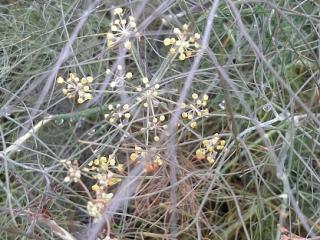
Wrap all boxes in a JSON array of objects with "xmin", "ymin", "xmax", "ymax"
[
  {"xmin": 144, "ymin": 154, "xmax": 164, "ymax": 173},
  {"xmin": 87, "ymin": 192, "xmax": 113, "ymax": 219},
  {"xmin": 181, "ymin": 93, "xmax": 209, "ymax": 128},
  {"xmin": 84, "ymin": 155, "xmax": 124, "ymax": 189},
  {"xmin": 142, "ymin": 115, "xmax": 167, "ymax": 142},
  {"xmin": 59, "ymin": 158, "xmax": 118, "ymax": 220},
  {"xmin": 195, "ymin": 134, "xmax": 225, "ymax": 164},
  {"xmin": 163, "ymin": 24, "xmax": 201, "ymax": 60},
  {"xmin": 84, "ymin": 155, "xmax": 117, "ymax": 171},
  {"xmin": 60, "ymin": 160, "xmax": 81, "ymax": 183},
  {"xmin": 104, "ymin": 103, "xmax": 131, "ymax": 128},
  {"xmin": 129, "ymin": 146, "xmax": 146, "ymax": 162},
  {"xmin": 56, "ymin": 6, "xmax": 218, "ymax": 224},
  {"xmin": 107, "ymin": 7, "xmax": 137, "ymax": 50},
  {"xmin": 136, "ymin": 77, "xmax": 161, "ymax": 108},
  {"xmin": 92, "ymin": 171, "xmax": 122, "ymax": 191},
  {"xmin": 84, "ymin": 155, "xmax": 124, "ymax": 219},
  {"xmin": 130, "ymin": 146, "xmax": 164, "ymax": 173},
  {"xmin": 106, "ymin": 65, "xmax": 133, "ymax": 88},
  {"xmin": 56, "ymin": 73, "xmax": 93, "ymax": 104}
]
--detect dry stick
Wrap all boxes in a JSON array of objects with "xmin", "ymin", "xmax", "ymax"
[
  {"xmin": 2, "ymin": 119, "xmax": 52, "ymax": 158},
  {"xmin": 37, "ymin": 217, "xmax": 76, "ymax": 240},
  {"xmin": 0, "ymin": 103, "xmax": 106, "ymax": 158},
  {"xmin": 165, "ymin": 1, "xmax": 220, "ymax": 238}
]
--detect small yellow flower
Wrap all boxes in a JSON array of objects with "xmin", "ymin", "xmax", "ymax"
[
  {"xmin": 163, "ymin": 38, "xmax": 171, "ymax": 46},
  {"xmin": 100, "ymin": 157, "xmax": 107, "ymax": 163},
  {"xmin": 164, "ymin": 24, "xmax": 201, "ymax": 60},
  {"xmin": 195, "ymin": 134, "xmax": 225, "ymax": 164},
  {"xmin": 57, "ymin": 77, "xmax": 64, "ymax": 84},
  {"xmin": 117, "ymin": 164, "xmax": 124, "ymax": 173},
  {"xmin": 182, "ymin": 112, "xmax": 188, "ymax": 118},
  {"xmin": 196, "ymin": 148, "xmax": 206, "ymax": 160},
  {"xmin": 192, "ymin": 93, "xmax": 198, "ymax": 99},
  {"xmin": 154, "ymin": 155, "xmax": 163, "ymax": 166},
  {"xmin": 142, "ymin": 77, "xmax": 149, "ymax": 84},
  {"xmin": 173, "ymin": 28, "xmax": 180, "ymax": 34},
  {"xmin": 190, "ymin": 121, "xmax": 197, "ymax": 128},
  {"xmin": 107, "ymin": 8, "xmax": 138, "ymax": 50},
  {"xmin": 102, "ymin": 192, "xmax": 113, "ymax": 201},
  {"xmin": 87, "ymin": 76, "xmax": 93, "ymax": 83},
  {"xmin": 109, "ymin": 158, "xmax": 116, "ymax": 166},
  {"xmin": 130, "ymin": 153, "xmax": 138, "ymax": 161},
  {"xmin": 169, "ymin": 47, "xmax": 175, "ymax": 54},
  {"xmin": 113, "ymin": 7, "xmax": 123, "ymax": 15},
  {"xmin": 124, "ymin": 40, "xmax": 132, "ymax": 50},
  {"xmin": 126, "ymin": 72, "xmax": 133, "ymax": 79},
  {"xmin": 60, "ymin": 160, "xmax": 81, "ymax": 183},
  {"xmin": 84, "ymin": 93, "xmax": 93, "ymax": 100},
  {"xmin": 135, "ymin": 146, "xmax": 142, "ymax": 151},
  {"xmin": 216, "ymin": 145, "xmax": 224, "ymax": 150},
  {"xmin": 64, "ymin": 176, "xmax": 70, "ymax": 182},
  {"xmin": 179, "ymin": 53, "xmax": 186, "ymax": 61},
  {"xmin": 187, "ymin": 113, "xmax": 194, "ymax": 120},
  {"xmin": 92, "ymin": 184, "xmax": 100, "ymax": 192},
  {"xmin": 159, "ymin": 115, "xmax": 165, "ymax": 121},
  {"xmin": 207, "ymin": 156, "xmax": 215, "ymax": 164},
  {"xmin": 57, "ymin": 73, "xmax": 94, "ymax": 104},
  {"xmin": 108, "ymin": 104, "xmax": 113, "ymax": 110},
  {"xmin": 77, "ymin": 98, "xmax": 84, "ymax": 104},
  {"xmin": 107, "ymin": 177, "xmax": 121, "ymax": 186},
  {"xmin": 123, "ymin": 104, "xmax": 129, "ymax": 110}
]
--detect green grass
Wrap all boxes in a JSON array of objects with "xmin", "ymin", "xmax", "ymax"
[{"xmin": 1, "ymin": 0, "xmax": 320, "ymax": 239}]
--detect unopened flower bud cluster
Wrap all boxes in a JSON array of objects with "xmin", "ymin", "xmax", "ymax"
[
  {"xmin": 195, "ymin": 133, "xmax": 226, "ymax": 164},
  {"xmin": 60, "ymin": 160, "xmax": 81, "ymax": 183},
  {"xmin": 106, "ymin": 65, "xmax": 133, "ymax": 88},
  {"xmin": 104, "ymin": 103, "xmax": 131, "ymax": 128},
  {"xmin": 106, "ymin": 7, "xmax": 138, "ymax": 50},
  {"xmin": 84, "ymin": 155, "xmax": 124, "ymax": 219},
  {"xmin": 56, "ymin": 73, "xmax": 93, "ymax": 104},
  {"xmin": 181, "ymin": 93, "xmax": 209, "ymax": 129},
  {"xmin": 163, "ymin": 24, "xmax": 201, "ymax": 60}
]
